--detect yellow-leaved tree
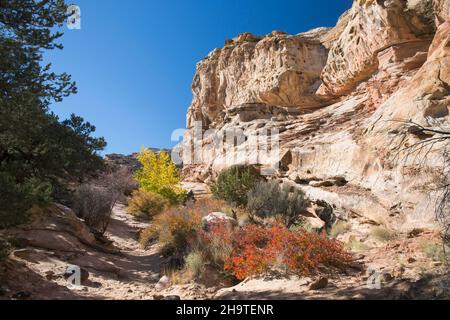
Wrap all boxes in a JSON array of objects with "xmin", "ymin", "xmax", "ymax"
[{"xmin": 134, "ymin": 148, "xmax": 186, "ymax": 205}]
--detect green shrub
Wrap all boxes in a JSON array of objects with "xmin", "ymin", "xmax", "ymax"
[
  {"xmin": 212, "ymin": 165, "xmax": 262, "ymax": 207},
  {"xmin": 0, "ymin": 173, "xmax": 52, "ymax": 229},
  {"xmin": 247, "ymin": 180, "xmax": 310, "ymax": 227},
  {"xmin": 330, "ymin": 221, "xmax": 351, "ymax": 238},
  {"xmin": 127, "ymin": 190, "xmax": 169, "ymax": 220},
  {"xmin": 0, "ymin": 238, "xmax": 12, "ymax": 261}
]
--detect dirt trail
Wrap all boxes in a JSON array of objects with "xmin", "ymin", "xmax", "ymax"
[{"xmin": 1, "ymin": 205, "xmax": 167, "ymax": 300}]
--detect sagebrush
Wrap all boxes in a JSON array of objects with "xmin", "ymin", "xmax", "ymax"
[{"xmin": 247, "ymin": 180, "xmax": 310, "ymax": 227}]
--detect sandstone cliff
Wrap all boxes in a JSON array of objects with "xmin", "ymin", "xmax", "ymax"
[{"xmin": 182, "ymin": 0, "xmax": 450, "ymax": 232}]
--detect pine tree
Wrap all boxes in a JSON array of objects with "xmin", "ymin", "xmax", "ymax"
[{"xmin": 0, "ymin": 1, "xmax": 106, "ymax": 227}]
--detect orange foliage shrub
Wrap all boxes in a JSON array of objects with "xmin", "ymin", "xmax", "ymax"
[
  {"xmin": 150, "ymin": 205, "xmax": 202, "ymax": 256},
  {"xmin": 139, "ymin": 199, "xmax": 230, "ymax": 255},
  {"xmin": 224, "ymin": 223, "xmax": 352, "ymax": 280}
]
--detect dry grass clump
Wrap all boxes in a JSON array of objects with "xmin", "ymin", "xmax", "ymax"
[
  {"xmin": 72, "ymin": 184, "xmax": 116, "ymax": 235},
  {"xmin": 184, "ymin": 250, "xmax": 205, "ymax": 279},
  {"xmin": 127, "ymin": 190, "xmax": 169, "ymax": 220},
  {"xmin": 330, "ymin": 221, "xmax": 351, "ymax": 238},
  {"xmin": 370, "ymin": 226, "xmax": 397, "ymax": 242},
  {"xmin": 345, "ymin": 239, "xmax": 370, "ymax": 252},
  {"xmin": 420, "ymin": 240, "xmax": 449, "ymax": 263}
]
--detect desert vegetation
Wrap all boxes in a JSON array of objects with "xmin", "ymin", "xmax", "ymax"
[
  {"xmin": 247, "ymin": 180, "xmax": 310, "ymax": 227},
  {"xmin": 134, "ymin": 148, "xmax": 187, "ymax": 205},
  {"xmin": 212, "ymin": 165, "xmax": 262, "ymax": 207},
  {"xmin": 136, "ymin": 166, "xmax": 353, "ymax": 284},
  {"xmin": 127, "ymin": 190, "xmax": 169, "ymax": 220},
  {"xmin": 72, "ymin": 168, "xmax": 136, "ymax": 235}
]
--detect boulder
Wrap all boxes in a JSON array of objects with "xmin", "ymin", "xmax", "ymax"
[
  {"xmin": 202, "ymin": 212, "xmax": 237, "ymax": 231},
  {"xmin": 155, "ymin": 275, "xmax": 171, "ymax": 291}
]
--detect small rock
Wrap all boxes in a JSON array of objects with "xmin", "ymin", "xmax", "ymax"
[
  {"xmin": 288, "ymin": 173, "xmax": 300, "ymax": 183},
  {"xmin": 163, "ymin": 295, "xmax": 181, "ymax": 300},
  {"xmin": 12, "ymin": 291, "xmax": 32, "ymax": 300},
  {"xmin": 309, "ymin": 277, "xmax": 328, "ymax": 290},
  {"xmin": 153, "ymin": 295, "xmax": 164, "ymax": 300},
  {"xmin": 45, "ymin": 270, "xmax": 56, "ymax": 280},
  {"xmin": 354, "ymin": 254, "xmax": 366, "ymax": 261},
  {"xmin": 383, "ymin": 273, "xmax": 394, "ymax": 282},
  {"xmin": 407, "ymin": 257, "xmax": 417, "ymax": 264},
  {"xmin": 67, "ymin": 285, "xmax": 87, "ymax": 291},
  {"xmin": 407, "ymin": 228, "xmax": 425, "ymax": 238},
  {"xmin": 149, "ymin": 274, "xmax": 161, "ymax": 282},
  {"xmin": 155, "ymin": 275, "xmax": 170, "ymax": 291},
  {"xmin": 306, "ymin": 216, "xmax": 326, "ymax": 232}
]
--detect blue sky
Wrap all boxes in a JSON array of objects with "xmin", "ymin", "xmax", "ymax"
[{"xmin": 47, "ymin": 0, "xmax": 352, "ymax": 155}]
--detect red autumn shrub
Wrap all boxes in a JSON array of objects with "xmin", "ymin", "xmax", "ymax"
[
  {"xmin": 224, "ymin": 223, "xmax": 352, "ymax": 280},
  {"xmin": 198, "ymin": 221, "xmax": 234, "ymax": 269},
  {"xmin": 223, "ymin": 224, "xmax": 272, "ymax": 280}
]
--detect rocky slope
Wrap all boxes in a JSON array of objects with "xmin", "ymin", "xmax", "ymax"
[
  {"xmin": 181, "ymin": 0, "xmax": 450, "ymax": 233},
  {"xmin": 0, "ymin": 204, "xmax": 217, "ymax": 300}
]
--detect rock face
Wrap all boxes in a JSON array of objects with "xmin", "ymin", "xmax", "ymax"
[
  {"xmin": 105, "ymin": 153, "xmax": 142, "ymax": 172},
  {"xmin": 318, "ymin": 0, "xmax": 436, "ymax": 97},
  {"xmin": 181, "ymin": 0, "xmax": 450, "ymax": 232},
  {"xmin": 187, "ymin": 28, "xmax": 331, "ymax": 129}
]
